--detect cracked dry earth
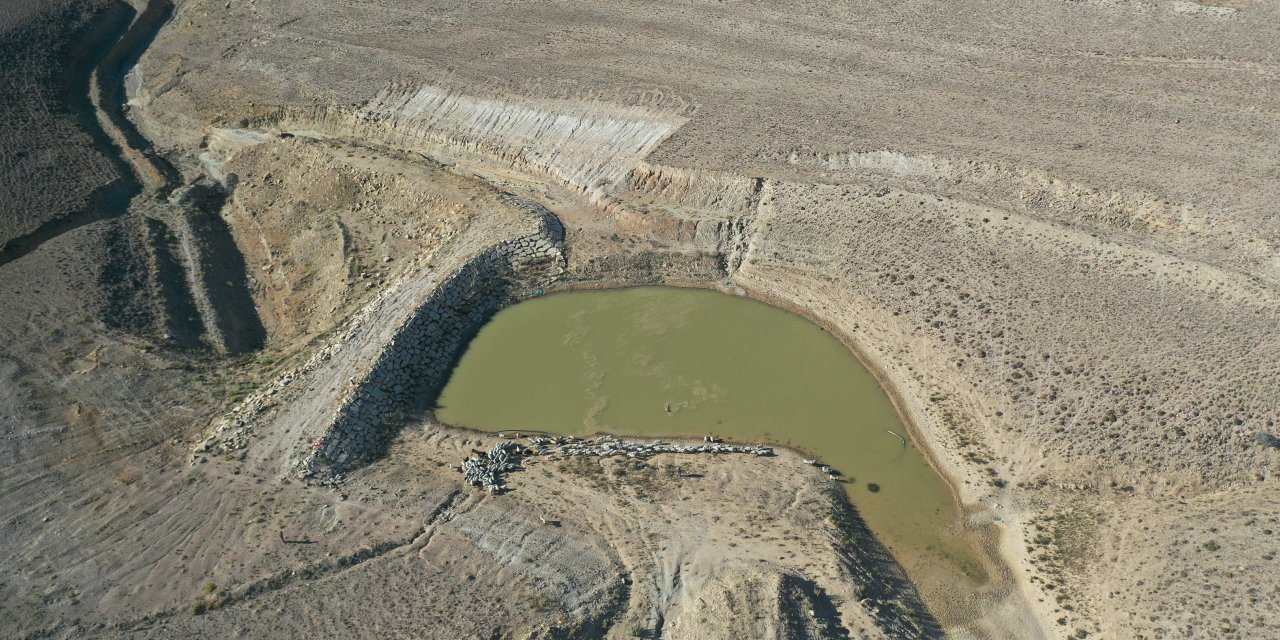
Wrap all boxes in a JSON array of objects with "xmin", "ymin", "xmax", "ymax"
[{"xmin": 3, "ymin": 0, "xmax": 1280, "ymax": 638}]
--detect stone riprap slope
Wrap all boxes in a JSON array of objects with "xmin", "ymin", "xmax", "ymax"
[{"xmin": 308, "ymin": 213, "xmax": 565, "ymax": 475}]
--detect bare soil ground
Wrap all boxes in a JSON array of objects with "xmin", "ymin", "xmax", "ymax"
[
  {"xmin": 0, "ymin": 0, "xmax": 130, "ymax": 251},
  {"xmin": 3, "ymin": 0, "xmax": 1280, "ymax": 638}
]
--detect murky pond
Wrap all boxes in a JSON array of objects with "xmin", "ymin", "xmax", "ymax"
[{"xmin": 437, "ymin": 286, "xmax": 988, "ymax": 610}]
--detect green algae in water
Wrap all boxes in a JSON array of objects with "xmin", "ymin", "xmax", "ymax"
[{"xmin": 437, "ymin": 287, "xmax": 986, "ymax": 592}]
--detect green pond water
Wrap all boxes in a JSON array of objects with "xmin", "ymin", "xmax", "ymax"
[{"xmin": 437, "ymin": 286, "xmax": 986, "ymax": 595}]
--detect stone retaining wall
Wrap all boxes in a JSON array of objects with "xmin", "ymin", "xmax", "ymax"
[{"xmin": 304, "ymin": 211, "xmax": 565, "ymax": 477}]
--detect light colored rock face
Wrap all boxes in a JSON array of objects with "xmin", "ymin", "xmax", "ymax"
[{"xmin": 360, "ymin": 86, "xmax": 683, "ymax": 198}]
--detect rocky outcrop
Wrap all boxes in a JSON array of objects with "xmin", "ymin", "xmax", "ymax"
[{"xmin": 361, "ymin": 85, "xmax": 681, "ymax": 198}]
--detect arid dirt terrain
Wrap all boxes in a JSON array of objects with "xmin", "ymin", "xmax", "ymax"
[{"xmin": 2, "ymin": 0, "xmax": 1279, "ymax": 638}]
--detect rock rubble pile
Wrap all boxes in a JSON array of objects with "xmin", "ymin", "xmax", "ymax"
[
  {"xmin": 456, "ymin": 434, "xmax": 775, "ymax": 492},
  {"xmin": 527, "ymin": 434, "xmax": 774, "ymax": 460},
  {"xmin": 462, "ymin": 441, "xmax": 529, "ymax": 493}
]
